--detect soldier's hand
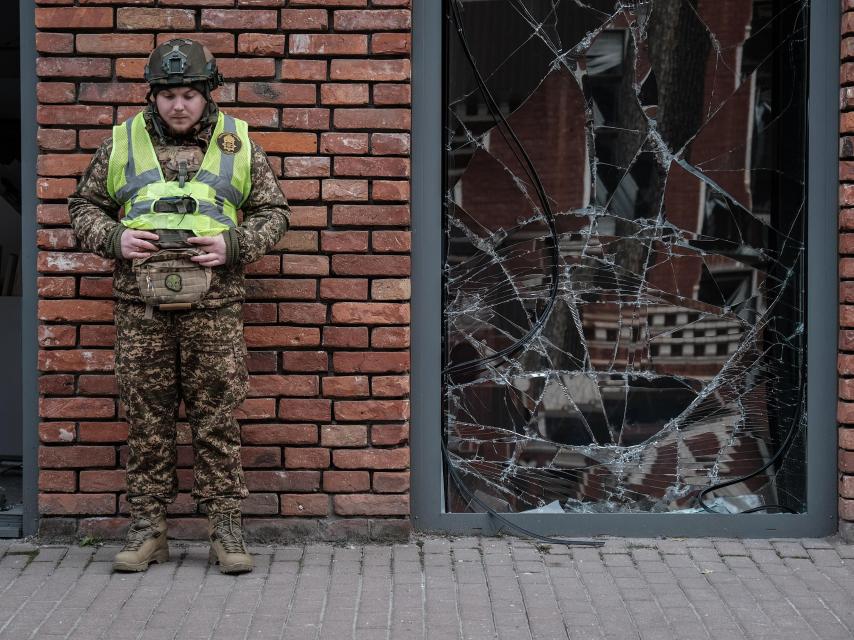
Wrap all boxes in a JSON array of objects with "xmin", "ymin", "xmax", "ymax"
[
  {"xmin": 187, "ymin": 233, "xmax": 227, "ymax": 267},
  {"xmin": 120, "ymin": 230, "xmax": 160, "ymax": 260}
]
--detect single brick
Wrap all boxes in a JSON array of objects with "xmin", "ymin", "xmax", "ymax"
[
  {"xmin": 38, "ymin": 445, "xmax": 116, "ymax": 468},
  {"xmin": 281, "ymin": 9, "xmax": 328, "ymax": 30},
  {"xmin": 280, "ymin": 399, "xmax": 332, "ymax": 422},
  {"xmin": 323, "ymin": 470, "xmax": 370, "ymax": 493},
  {"xmin": 36, "ymin": 7, "xmax": 114, "ymax": 29},
  {"xmin": 37, "ymin": 82, "xmax": 76, "ymax": 104},
  {"xmin": 322, "ymin": 376, "xmax": 369, "ymax": 398},
  {"xmin": 79, "ymin": 470, "xmax": 127, "ymax": 492},
  {"xmin": 241, "ymin": 446, "xmax": 282, "ymax": 468},
  {"xmin": 321, "ymin": 132, "xmax": 369, "ymax": 155},
  {"xmin": 281, "ymin": 494, "xmax": 329, "ymax": 517},
  {"xmin": 323, "ymin": 326, "xmax": 368, "ymax": 348},
  {"xmin": 38, "ymin": 128, "xmax": 77, "ymax": 151},
  {"xmin": 322, "ymin": 179, "xmax": 369, "ymax": 201},
  {"xmin": 332, "ymin": 204, "xmax": 409, "ymax": 226},
  {"xmin": 37, "ymin": 57, "xmax": 112, "ymax": 78},
  {"xmin": 245, "ymin": 470, "xmax": 320, "ymax": 492},
  {"xmin": 238, "ymin": 33, "xmax": 286, "ymax": 56},
  {"xmin": 372, "ymin": 33, "xmax": 411, "ymax": 56},
  {"xmin": 330, "ymin": 59, "xmax": 410, "ymax": 81},
  {"xmin": 284, "ymin": 447, "xmax": 331, "ymax": 469},
  {"xmin": 332, "ymin": 493, "xmax": 408, "ymax": 516},
  {"xmin": 334, "ymin": 400, "xmax": 410, "ymax": 421},
  {"xmin": 290, "ymin": 34, "xmax": 368, "ymax": 56},
  {"xmin": 201, "ymin": 9, "xmax": 278, "ymax": 30},
  {"xmin": 373, "ymin": 471, "xmax": 410, "ymax": 493},
  {"xmin": 241, "ymin": 424, "xmax": 318, "ymax": 446},
  {"xmin": 117, "ymin": 8, "xmax": 196, "ymax": 30},
  {"xmin": 244, "ymin": 326, "xmax": 321, "ymax": 348},
  {"xmin": 330, "ymin": 301, "xmax": 410, "ymax": 324},
  {"xmin": 332, "ymin": 447, "xmax": 409, "ymax": 470},
  {"xmin": 333, "ymin": 351, "xmax": 409, "ymax": 373},
  {"xmin": 334, "ymin": 10, "xmax": 411, "ymax": 31},
  {"xmin": 40, "ymin": 493, "xmax": 116, "ymax": 515},
  {"xmin": 320, "ymin": 423, "xmax": 367, "ymax": 446}
]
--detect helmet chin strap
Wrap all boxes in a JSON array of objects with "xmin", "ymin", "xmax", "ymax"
[
  {"xmin": 147, "ymin": 104, "xmax": 168, "ymax": 143},
  {"xmin": 200, "ymin": 88, "xmax": 217, "ymax": 125}
]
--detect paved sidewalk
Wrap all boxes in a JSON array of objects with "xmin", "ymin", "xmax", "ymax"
[{"xmin": 0, "ymin": 536, "xmax": 853, "ymax": 640}]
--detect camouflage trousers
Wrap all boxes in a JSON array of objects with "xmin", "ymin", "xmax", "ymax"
[{"xmin": 114, "ymin": 300, "xmax": 249, "ymax": 521}]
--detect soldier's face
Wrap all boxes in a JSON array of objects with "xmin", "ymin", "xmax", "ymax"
[{"xmin": 154, "ymin": 87, "xmax": 206, "ymax": 135}]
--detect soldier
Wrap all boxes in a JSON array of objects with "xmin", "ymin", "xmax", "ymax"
[{"xmin": 67, "ymin": 39, "xmax": 290, "ymax": 574}]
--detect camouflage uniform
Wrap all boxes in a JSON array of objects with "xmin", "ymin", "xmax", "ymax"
[{"xmin": 68, "ymin": 102, "xmax": 289, "ymax": 520}]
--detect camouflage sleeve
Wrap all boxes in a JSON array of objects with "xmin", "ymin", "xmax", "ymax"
[
  {"xmin": 67, "ymin": 138, "xmax": 126, "ymax": 260},
  {"xmin": 224, "ymin": 140, "xmax": 290, "ymax": 266}
]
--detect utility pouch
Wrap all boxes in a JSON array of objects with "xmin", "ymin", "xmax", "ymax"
[{"xmin": 132, "ymin": 247, "xmax": 211, "ymax": 309}]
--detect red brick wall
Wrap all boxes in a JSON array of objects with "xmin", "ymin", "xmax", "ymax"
[
  {"xmin": 842, "ymin": 5, "xmax": 854, "ymax": 541},
  {"xmin": 34, "ymin": 0, "xmax": 412, "ymax": 542}
]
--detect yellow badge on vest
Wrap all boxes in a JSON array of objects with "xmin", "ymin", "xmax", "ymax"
[{"xmin": 217, "ymin": 132, "xmax": 241, "ymax": 155}]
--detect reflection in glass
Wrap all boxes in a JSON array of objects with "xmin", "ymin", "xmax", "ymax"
[{"xmin": 443, "ymin": 0, "xmax": 808, "ymax": 514}]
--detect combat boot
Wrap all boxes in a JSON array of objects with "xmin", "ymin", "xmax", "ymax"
[
  {"xmin": 208, "ymin": 509, "xmax": 253, "ymax": 574},
  {"xmin": 112, "ymin": 514, "xmax": 169, "ymax": 572}
]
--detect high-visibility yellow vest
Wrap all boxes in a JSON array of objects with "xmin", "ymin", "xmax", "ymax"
[{"xmin": 106, "ymin": 111, "xmax": 252, "ymax": 236}]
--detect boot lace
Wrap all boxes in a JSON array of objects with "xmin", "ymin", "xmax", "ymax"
[
  {"xmin": 210, "ymin": 510, "xmax": 247, "ymax": 554},
  {"xmin": 122, "ymin": 518, "xmax": 157, "ymax": 552}
]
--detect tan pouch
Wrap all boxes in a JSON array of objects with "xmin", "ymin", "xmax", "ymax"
[{"xmin": 133, "ymin": 248, "xmax": 212, "ymax": 308}]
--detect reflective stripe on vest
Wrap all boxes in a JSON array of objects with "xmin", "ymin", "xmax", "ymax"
[
  {"xmin": 124, "ymin": 198, "xmax": 236, "ymax": 229},
  {"xmin": 106, "ymin": 111, "xmax": 252, "ymax": 236},
  {"xmin": 114, "ymin": 119, "xmax": 160, "ymax": 205}
]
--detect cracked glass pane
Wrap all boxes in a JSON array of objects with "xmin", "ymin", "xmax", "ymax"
[{"xmin": 442, "ymin": 0, "xmax": 808, "ymax": 515}]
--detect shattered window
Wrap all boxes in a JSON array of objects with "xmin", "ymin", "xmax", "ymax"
[{"xmin": 442, "ymin": 0, "xmax": 809, "ymax": 515}]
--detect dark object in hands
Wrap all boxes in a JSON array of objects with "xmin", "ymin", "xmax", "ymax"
[{"xmin": 152, "ymin": 228, "xmax": 196, "ymax": 250}]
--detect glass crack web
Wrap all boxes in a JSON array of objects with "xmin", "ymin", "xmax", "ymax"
[{"xmin": 442, "ymin": 0, "xmax": 809, "ymax": 514}]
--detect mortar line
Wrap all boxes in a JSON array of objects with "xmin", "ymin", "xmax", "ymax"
[
  {"xmin": 240, "ymin": 553, "xmax": 272, "ymax": 640},
  {"xmin": 510, "ymin": 542, "xmax": 565, "ymax": 640},
  {"xmin": 274, "ymin": 543, "xmax": 305, "ymax": 640},
  {"xmin": 134, "ymin": 545, "xmax": 185, "ymax": 640}
]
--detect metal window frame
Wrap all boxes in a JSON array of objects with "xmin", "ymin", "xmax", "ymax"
[
  {"xmin": 411, "ymin": 0, "xmax": 839, "ymax": 537},
  {"xmin": 21, "ymin": 0, "xmax": 37, "ymax": 537}
]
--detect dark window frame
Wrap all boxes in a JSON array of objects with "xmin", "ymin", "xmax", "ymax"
[{"xmin": 411, "ymin": 0, "xmax": 839, "ymax": 537}]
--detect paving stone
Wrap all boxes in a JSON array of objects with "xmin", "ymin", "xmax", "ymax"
[
  {"xmin": 30, "ymin": 546, "xmax": 68, "ymax": 562},
  {"xmin": 272, "ymin": 546, "xmax": 304, "ymax": 562},
  {"xmin": 657, "ymin": 539, "xmax": 690, "ymax": 554},
  {"xmin": 772, "ymin": 541, "xmax": 810, "ymax": 558},
  {"xmin": 806, "ymin": 549, "xmax": 845, "ymax": 566},
  {"xmin": 799, "ymin": 538, "xmax": 833, "ymax": 549}
]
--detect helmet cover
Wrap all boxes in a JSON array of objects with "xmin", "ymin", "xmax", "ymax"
[{"xmin": 144, "ymin": 39, "xmax": 224, "ymax": 92}]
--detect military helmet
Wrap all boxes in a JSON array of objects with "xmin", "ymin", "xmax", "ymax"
[{"xmin": 144, "ymin": 39, "xmax": 224, "ymax": 92}]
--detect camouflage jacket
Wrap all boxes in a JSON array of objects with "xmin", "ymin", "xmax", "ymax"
[{"xmin": 67, "ymin": 102, "xmax": 290, "ymax": 308}]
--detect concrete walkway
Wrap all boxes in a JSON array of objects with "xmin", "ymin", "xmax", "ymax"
[{"xmin": 0, "ymin": 535, "xmax": 853, "ymax": 640}]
